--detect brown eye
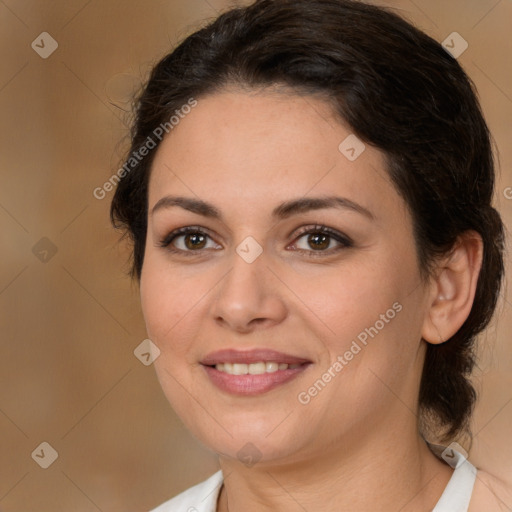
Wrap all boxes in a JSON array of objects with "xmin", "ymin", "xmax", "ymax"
[
  {"xmin": 183, "ymin": 232, "xmax": 207, "ymax": 250},
  {"xmin": 291, "ymin": 225, "xmax": 353, "ymax": 257},
  {"xmin": 306, "ymin": 233, "xmax": 330, "ymax": 250},
  {"xmin": 159, "ymin": 226, "xmax": 221, "ymax": 254}
]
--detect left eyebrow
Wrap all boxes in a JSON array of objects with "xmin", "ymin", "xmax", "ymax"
[
  {"xmin": 272, "ymin": 196, "xmax": 374, "ymax": 221},
  {"xmin": 150, "ymin": 195, "xmax": 374, "ymax": 221}
]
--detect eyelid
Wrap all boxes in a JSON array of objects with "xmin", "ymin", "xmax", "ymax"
[
  {"xmin": 291, "ymin": 224, "xmax": 352, "ymax": 243},
  {"xmin": 288, "ymin": 224, "xmax": 353, "ymax": 255},
  {"xmin": 158, "ymin": 225, "xmax": 218, "ymax": 250}
]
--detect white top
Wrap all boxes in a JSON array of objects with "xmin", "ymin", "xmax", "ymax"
[{"xmin": 150, "ymin": 446, "xmax": 477, "ymax": 512}]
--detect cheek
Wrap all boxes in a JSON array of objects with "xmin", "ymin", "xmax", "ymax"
[
  {"xmin": 139, "ymin": 259, "xmax": 193, "ymax": 355},
  {"xmin": 300, "ymin": 250, "xmax": 424, "ymax": 389},
  {"xmin": 285, "ymin": 256, "xmax": 408, "ymax": 346},
  {"xmin": 139, "ymin": 253, "xmax": 228, "ymax": 371}
]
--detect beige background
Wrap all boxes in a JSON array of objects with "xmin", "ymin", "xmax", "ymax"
[{"xmin": 0, "ymin": 0, "xmax": 511, "ymax": 510}]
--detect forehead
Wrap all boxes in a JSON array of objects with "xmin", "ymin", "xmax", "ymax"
[{"xmin": 148, "ymin": 90, "xmax": 403, "ymax": 222}]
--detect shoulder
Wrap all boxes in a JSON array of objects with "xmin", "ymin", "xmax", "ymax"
[
  {"xmin": 149, "ymin": 471, "xmax": 224, "ymax": 512},
  {"xmin": 469, "ymin": 469, "xmax": 512, "ymax": 512}
]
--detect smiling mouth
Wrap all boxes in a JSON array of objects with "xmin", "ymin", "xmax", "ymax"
[{"xmin": 200, "ymin": 349, "xmax": 312, "ymax": 395}]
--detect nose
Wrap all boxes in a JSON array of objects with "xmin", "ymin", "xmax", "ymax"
[{"xmin": 211, "ymin": 247, "xmax": 287, "ymax": 334}]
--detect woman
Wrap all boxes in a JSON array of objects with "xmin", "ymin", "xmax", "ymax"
[{"xmin": 111, "ymin": 0, "xmax": 508, "ymax": 510}]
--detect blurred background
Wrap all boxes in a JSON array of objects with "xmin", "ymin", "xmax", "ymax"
[{"xmin": 0, "ymin": 0, "xmax": 511, "ymax": 510}]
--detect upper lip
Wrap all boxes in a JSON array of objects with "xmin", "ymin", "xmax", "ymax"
[{"xmin": 201, "ymin": 349, "xmax": 311, "ymax": 366}]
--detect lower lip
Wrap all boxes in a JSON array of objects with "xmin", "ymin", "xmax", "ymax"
[{"xmin": 203, "ymin": 365, "xmax": 310, "ymax": 395}]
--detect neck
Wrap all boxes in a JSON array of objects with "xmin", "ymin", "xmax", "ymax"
[{"xmin": 217, "ymin": 421, "xmax": 453, "ymax": 512}]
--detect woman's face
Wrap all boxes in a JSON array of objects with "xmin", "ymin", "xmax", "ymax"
[{"xmin": 141, "ymin": 89, "xmax": 433, "ymax": 465}]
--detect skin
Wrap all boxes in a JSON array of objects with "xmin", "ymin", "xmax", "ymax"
[{"xmin": 140, "ymin": 88, "xmax": 485, "ymax": 511}]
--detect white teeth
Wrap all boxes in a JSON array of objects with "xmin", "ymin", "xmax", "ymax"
[
  {"xmin": 214, "ymin": 361, "xmax": 302, "ymax": 375},
  {"xmin": 232, "ymin": 363, "xmax": 248, "ymax": 375},
  {"xmin": 265, "ymin": 362, "xmax": 279, "ymax": 373},
  {"xmin": 248, "ymin": 362, "xmax": 266, "ymax": 375}
]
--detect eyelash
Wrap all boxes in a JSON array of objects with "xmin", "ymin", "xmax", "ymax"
[{"xmin": 159, "ymin": 224, "xmax": 353, "ymax": 258}]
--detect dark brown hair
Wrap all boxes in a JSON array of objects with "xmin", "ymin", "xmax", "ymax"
[{"xmin": 111, "ymin": 0, "xmax": 505, "ymax": 443}]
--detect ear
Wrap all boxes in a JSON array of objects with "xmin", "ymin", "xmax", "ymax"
[{"xmin": 422, "ymin": 231, "xmax": 484, "ymax": 344}]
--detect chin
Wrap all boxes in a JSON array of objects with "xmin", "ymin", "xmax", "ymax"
[{"xmin": 183, "ymin": 414, "xmax": 313, "ymax": 466}]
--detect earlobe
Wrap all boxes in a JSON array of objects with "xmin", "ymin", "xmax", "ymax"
[{"xmin": 421, "ymin": 231, "xmax": 483, "ymax": 345}]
